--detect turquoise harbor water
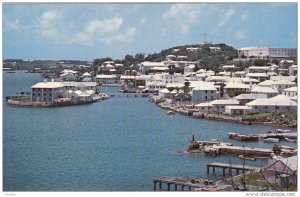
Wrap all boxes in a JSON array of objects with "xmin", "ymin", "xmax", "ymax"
[{"xmin": 3, "ymin": 71, "xmax": 297, "ymax": 191}]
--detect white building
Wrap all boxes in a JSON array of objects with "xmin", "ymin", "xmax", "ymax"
[
  {"xmin": 247, "ymin": 66, "xmax": 270, "ymax": 73},
  {"xmin": 289, "ymin": 65, "xmax": 297, "ymax": 76},
  {"xmin": 140, "ymin": 61, "xmax": 166, "ymax": 73},
  {"xmin": 31, "ymin": 82, "xmax": 64, "ymax": 102},
  {"xmin": 191, "ymin": 83, "xmax": 218, "ymax": 103},
  {"xmin": 251, "ymin": 85, "xmax": 279, "ymax": 98},
  {"xmin": 234, "ymin": 93, "xmax": 268, "ymax": 105},
  {"xmin": 246, "ymin": 95, "xmax": 297, "ymax": 113},
  {"xmin": 238, "ymin": 47, "xmax": 297, "ymax": 60},
  {"xmin": 271, "ymin": 79, "xmax": 296, "ymax": 93},
  {"xmin": 282, "ymin": 86, "xmax": 297, "ymax": 98},
  {"xmin": 95, "ymin": 74, "xmax": 118, "ymax": 85},
  {"xmin": 210, "ymin": 99, "xmax": 240, "ymax": 113},
  {"xmin": 225, "ymin": 105, "xmax": 252, "ymax": 115}
]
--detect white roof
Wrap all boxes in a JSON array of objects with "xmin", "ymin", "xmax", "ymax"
[
  {"xmin": 141, "ymin": 61, "xmax": 165, "ymax": 67},
  {"xmin": 225, "ymin": 105, "xmax": 251, "ymax": 110},
  {"xmin": 246, "ymin": 95, "xmax": 297, "ymax": 106},
  {"xmin": 193, "ymin": 83, "xmax": 217, "ymax": 91},
  {"xmin": 258, "ymin": 80, "xmax": 274, "ymax": 86},
  {"xmin": 195, "ymin": 102, "xmax": 213, "ymax": 107},
  {"xmin": 282, "ymin": 86, "xmax": 297, "ymax": 92},
  {"xmin": 210, "ymin": 99, "xmax": 239, "ymax": 105},
  {"xmin": 242, "ymin": 78, "xmax": 259, "ymax": 83},
  {"xmin": 96, "ymin": 74, "xmax": 117, "ymax": 79},
  {"xmin": 82, "ymin": 72, "xmax": 91, "ymax": 77},
  {"xmin": 248, "ymin": 66, "xmax": 270, "ymax": 70},
  {"xmin": 271, "ymin": 76, "xmax": 296, "ymax": 82},
  {"xmin": 103, "ymin": 61, "xmax": 115, "ymax": 64},
  {"xmin": 105, "ymin": 64, "xmax": 115, "ymax": 68},
  {"xmin": 246, "ymin": 73, "xmax": 269, "ymax": 77},
  {"xmin": 235, "ymin": 71, "xmax": 246, "ymax": 74},
  {"xmin": 225, "ymin": 83, "xmax": 250, "ymax": 89},
  {"xmin": 166, "ymin": 83, "xmax": 184, "ymax": 88},
  {"xmin": 277, "ymin": 156, "xmax": 297, "ymax": 172},
  {"xmin": 159, "ymin": 88, "xmax": 170, "ymax": 93},
  {"xmin": 61, "ymin": 82, "xmax": 97, "ymax": 87},
  {"xmin": 234, "ymin": 94, "xmax": 268, "ymax": 100},
  {"xmin": 32, "ymin": 82, "xmax": 64, "ymax": 89},
  {"xmin": 223, "ymin": 65, "xmax": 236, "ymax": 68},
  {"xmin": 273, "ymin": 79, "xmax": 296, "ymax": 85},
  {"xmin": 170, "ymin": 89, "xmax": 178, "ymax": 94},
  {"xmin": 251, "ymin": 86, "xmax": 278, "ymax": 93}
]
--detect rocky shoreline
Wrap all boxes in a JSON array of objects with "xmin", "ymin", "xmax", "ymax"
[{"xmin": 149, "ymin": 96, "xmax": 296, "ymax": 128}]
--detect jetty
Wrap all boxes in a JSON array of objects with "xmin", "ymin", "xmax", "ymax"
[
  {"xmin": 228, "ymin": 132, "xmax": 297, "ymax": 142},
  {"xmin": 207, "ymin": 162, "xmax": 260, "ymax": 177},
  {"xmin": 153, "ymin": 176, "xmax": 214, "ymax": 191},
  {"xmin": 188, "ymin": 139, "xmax": 274, "ymax": 158}
]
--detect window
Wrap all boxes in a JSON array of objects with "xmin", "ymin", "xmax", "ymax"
[
  {"xmin": 205, "ymin": 90, "xmax": 207, "ymax": 93},
  {"xmin": 211, "ymin": 96, "xmax": 213, "ymax": 99},
  {"xmin": 205, "ymin": 96, "xmax": 207, "ymax": 99},
  {"xmin": 275, "ymin": 106, "xmax": 279, "ymax": 110},
  {"xmin": 211, "ymin": 91, "xmax": 213, "ymax": 93},
  {"xmin": 254, "ymin": 106, "xmax": 257, "ymax": 109},
  {"xmin": 264, "ymin": 106, "xmax": 268, "ymax": 109},
  {"xmin": 44, "ymin": 93, "xmax": 46, "ymax": 96}
]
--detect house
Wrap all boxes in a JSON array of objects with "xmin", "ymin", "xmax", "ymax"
[
  {"xmin": 210, "ymin": 99, "xmax": 239, "ymax": 113},
  {"xmin": 272, "ymin": 80, "xmax": 296, "ymax": 93},
  {"xmin": 289, "ymin": 65, "xmax": 297, "ymax": 76},
  {"xmin": 31, "ymin": 82, "xmax": 64, "ymax": 102},
  {"xmin": 195, "ymin": 102, "xmax": 213, "ymax": 113},
  {"xmin": 95, "ymin": 74, "xmax": 118, "ymax": 85},
  {"xmin": 247, "ymin": 66, "xmax": 270, "ymax": 73},
  {"xmin": 282, "ymin": 87, "xmax": 297, "ymax": 98},
  {"xmin": 223, "ymin": 64, "xmax": 238, "ymax": 72},
  {"xmin": 184, "ymin": 64, "xmax": 195, "ymax": 74},
  {"xmin": 140, "ymin": 61, "xmax": 166, "ymax": 74},
  {"xmin": 191, "ymin": 83, "xmax": 218, "ymax": 103},
  {"xmin": 257, "ymin": 80, "xmax": 274, "ymax": 88},
  {"xmin": 263, "ymin": 156, "xmax": 297, "ymax": 185},
  {"xmin": 234, "ymin": 93, "xmax": 267, "ymax": 105},
  {"xmin": 225, "ymin": 105, "xmax": 251, "ymax": 115},
  {"xmin": 250, "ymin": 85, "xmax": 279, "ymax": 98},
  {"xmin": 278, "ymin": 60, "xmax": 294, "ymax": 74},
  {"xmin": 158, "ymin": 88, "xmax": 171, "ymax": 98},
  {"xmin": 246, "ymin": 73, "xmax": 269, "ymax": 82},
  {"xmin": 246, "ymin": 95, "xmax": 297, "ymax": 113},
  {"xmin": 224, "ymin": 83, "xmax": 250, "ymax": 97}
]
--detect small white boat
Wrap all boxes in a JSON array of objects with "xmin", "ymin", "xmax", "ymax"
[
  {"xmin": 167, "ymin": 110, "xmax": 175, "ymax": 115},
  {"xmin": 264, "ymin": 138, "xmax": 279, "ymax": 143},
  {"xmin": 239, "ymin": 155, "xmax": 256, "ymax": 161},
  {"xmin": 284, "ymin": 137, "xmax": 297, "ymax": 143}
]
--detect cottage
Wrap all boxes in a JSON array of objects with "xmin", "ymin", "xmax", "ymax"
[
  {"xmin": 272, "ymin": 80, "xmax": 296, "ymax": 93},
  {"xmin": 224, "ymin": 83, "xmax": 250, "ymax": 97},
  {"xmin": 31, "ymin": 82, "xmax": 64, "ymax": 102},
  {"xmin": 210, "ymin": 99, "xmax": 239, "ymax": 113},
  {"xmin": 195, "ymin": 102, "xmax": 213, "ymax": 113},
  {"xmin": 263, "ymin": 156, "xmax": 297, "ymax": 185},
  {"xmin": 95, "ymin": 74, "xmax": 118, "ymax": 85},
  {"xmin": 257, "ymin": 80, "xmax": 274, "ymax": 88},
  {"xmin": 250, "ymin": 86, "xmax": 279, "ymax": 98},
  {"xmin": 289, "ymin": 65, "xmax": 297, "ymax": 76},
  {"xmin": 234, "ymin": 93, "xmax": 267, "ymax": 105},
  {"xmin": 224, "ymin": 105, "xmax": 251, "ymax": 115},
  {"xmin": 246, "ymin": 95, "xmax": 297, "ymax": 113},
  {"xmin": 282, "ymin": 86, "xmax": 297, "ymax": 98},
  {"xmin": 191, "ymin": 83, "xmax": 218, "ymax": 103},
  {"xmin": 246, "ymin": 73, "xmax": 269, "ymax": 82},
  {"xmin": 158, "ymin": 88, "xmax": 171, "ymax": 98}
]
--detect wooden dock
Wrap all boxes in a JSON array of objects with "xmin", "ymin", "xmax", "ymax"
[
  {"xmin": 153, "ymin": 176, "xmax": 214, "ymax": 191},
  {"xmin": 207, "ymin": 162, "xmax": 260, "ymax": 177}
]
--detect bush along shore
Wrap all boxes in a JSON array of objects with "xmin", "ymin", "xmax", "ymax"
[{"xmin": 150, "ymin": 97, "xmax": 297, "ymax": 128}]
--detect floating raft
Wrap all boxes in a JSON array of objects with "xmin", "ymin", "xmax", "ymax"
[{"xmin": 153, "ymin": 176, "xmax": 214, "ymax": 191}]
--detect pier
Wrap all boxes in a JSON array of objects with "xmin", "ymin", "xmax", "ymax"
[
  {"xmin": 207, "ymin": 162, "xmax": 260, "ymax": 177},
  {"xmin": 153, "ymin": 176, "xmax": 214, "ymax": 191}
]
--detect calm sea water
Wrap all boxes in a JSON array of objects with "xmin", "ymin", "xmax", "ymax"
[{"xmin": 3, "ymin": 71, "xmax": 297, "ymax": 191}]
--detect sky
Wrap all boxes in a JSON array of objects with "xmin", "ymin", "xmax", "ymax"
[{"xmin": 3, "ymin": 3, "xmax": 298, "ymax": 61}]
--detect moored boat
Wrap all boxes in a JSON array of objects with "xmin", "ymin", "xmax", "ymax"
[
  {"xmin": 264, "ymin": 138, "xmax": 279, "ymax": 143},
  {"xmin": 238, "ymin": 155, "xmax": 256, "ymax": 161},
  {"xmin": 167, "ymin": 110, "xmax": 175, "ymax": 115}
]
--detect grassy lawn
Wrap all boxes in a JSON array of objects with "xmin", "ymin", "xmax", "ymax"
[{"xmin": 229, "ymin": 172, "xmax": 297, "ymax": 191}]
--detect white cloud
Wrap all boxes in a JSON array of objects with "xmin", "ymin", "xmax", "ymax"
[
  {"xmin": 235, "ymin": 30, "xmax": 247, "ymax": 40},
  {"xmin": 39, "ymin": 10, "xmax": 62, "ymax": 26},
  {"xmin": 85, "ymin": 17, "xmax": 123, "ymax": 33},
  {"xmin": 101, "ymin": 27, "xmax": 137, "ymax": 44},
  {"xmin": 240, "ymin": 13, "xmax": 249, "ymax": 21},
  {"xmin": 37, "ymin": 10, "xmax": 64, "ymax": 40},
  {"xmin": 218, "ymin": 8, "xmax": 235, "ymax": 27},
  {"xmin": 139, "ymin": 18, "xmax": 147, "ymax": 26},
  {"xmin": 163, "ymin": 4, "xmax": 202, "ymax": 34},
  {"xmin": 4, "ymin": 18, "xmax": 20, "ymax": 31}
]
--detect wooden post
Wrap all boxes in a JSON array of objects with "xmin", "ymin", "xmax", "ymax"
[
  {"xmin": 167, "ymin": 183, "xmax": 170, "ymax": 191},
  {"xmin": 207, "ymin": 165, "xmax": 210, "ymax": 174},
  {"xmin": 181, "ymin": 185, "xmax": 185, "ymax": 191},
  {"xmin": 153, "ymin": 181, "xmax": 157, "ymax": 191},
  {"xmin": 159, "ymin": 181, "xmax": 162, "ymax": 190}
]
